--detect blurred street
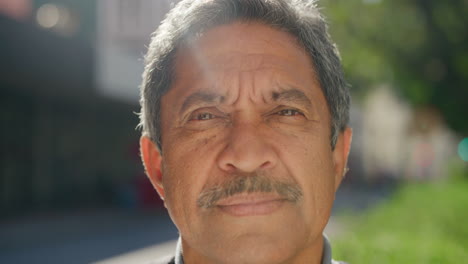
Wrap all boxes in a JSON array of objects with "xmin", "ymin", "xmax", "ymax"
[{"xmin": 0, "ymin": 209, "xmax": 178, "ymax": 264}]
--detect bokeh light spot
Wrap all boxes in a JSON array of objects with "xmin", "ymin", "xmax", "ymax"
[
  {"xmin": 36, "ymin": 4, "xmax": 60, "ymax": 29},
  {"xmin": 458, "ymin": 138, "xmax": 468, "ymax": 162}
]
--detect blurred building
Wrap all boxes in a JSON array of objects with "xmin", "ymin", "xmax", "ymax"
[
  {"xmin": 96, "ymin": 0, "xmax": 174, "ymax": 102},
  {"xmin": 0, "ymin": 0, "xmax": 172, "ymax": 217},
  {"xmin": 360, "ymin": 86, "xmax": 459, "ymax": 182}
]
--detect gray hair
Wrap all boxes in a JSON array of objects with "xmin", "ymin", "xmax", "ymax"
[{"xmin": 139, "ymin": 0, "xmax": 350, "ymax": 151}]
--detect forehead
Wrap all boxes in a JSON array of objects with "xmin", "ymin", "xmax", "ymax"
[
  {"xmin": 164, "ymin": 21, "xmax": 324, "ymax": 111},
  {"xmin": 174, "ymin": 21, "xmax": 316, "ymax": 81},
  {"xmin": 183, "ymin": 22, "xmax": 306, "ymax": 60}
]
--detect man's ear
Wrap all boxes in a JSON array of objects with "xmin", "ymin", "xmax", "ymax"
[
  {"xmin": 140, "ymin": 135, "xmax": 165, "ymax": 200},
  {"xmin": 332, "ymin": 127, "xmax": 353, "ymax": 191}
]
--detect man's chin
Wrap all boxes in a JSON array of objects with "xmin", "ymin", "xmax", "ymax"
[
  {"xmin": 187, "ymin": 210, "xmax": 314, "ymax": 264},
  {"xmin": 185, "ymin": 232, "xmax": 306, "ymax": 264}
]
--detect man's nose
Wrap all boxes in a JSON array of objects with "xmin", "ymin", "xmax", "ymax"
[{"xmin": 216, "ymin": 123, "xmax": 278, "ymax": 173}]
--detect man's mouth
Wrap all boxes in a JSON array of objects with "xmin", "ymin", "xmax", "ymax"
[{"xmin": 215, "ymin": 193, "xmax": 286, "ymax": 216}]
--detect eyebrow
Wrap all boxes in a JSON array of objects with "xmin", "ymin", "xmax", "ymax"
[
  {"xmin": 180, "ymin": 91, "xmax": 225, "ymax": 114},
  {"xmin": 271, "ymin": 88, "xmax": 312, "ymax": 108},
  {"xmin": 180, "ymin": 88, "xmax": 312, "ymax": 114}
]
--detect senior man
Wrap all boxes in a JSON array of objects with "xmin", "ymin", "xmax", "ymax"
[{"xmin": 139, "ymin": 0, "xmax": 352, "ymax": 263}]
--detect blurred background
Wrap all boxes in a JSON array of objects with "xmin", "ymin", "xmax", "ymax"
[{"xmin": 0, "ymin": 0, "xmax": 467, "ymax": 263}]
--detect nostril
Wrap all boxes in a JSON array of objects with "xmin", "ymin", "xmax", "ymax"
[
  {"xmin": 260, "ymin": 161, "xmax": 272, "ymax": 169},
  {"xmin": 223, "ymin": 163, "xmax": 237, "ymax": 172}
]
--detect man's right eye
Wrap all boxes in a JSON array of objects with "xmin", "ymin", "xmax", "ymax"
[{"xmin": 190, "ymin": 112, "xmax": 215, "ymax": 121}]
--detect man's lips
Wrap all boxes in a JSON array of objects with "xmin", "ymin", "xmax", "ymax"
[{"xmin": 215, "ymin": 193, "xmax": 286, "ymax": 216}]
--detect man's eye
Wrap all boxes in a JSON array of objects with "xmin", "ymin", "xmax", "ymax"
[
  {"xmin": 277, "ymin": 109, "xmax": 304, "ymax": 116},
  {"xmin": 193, "ymin": 112, "xmax": 215, "ymax": 120}
]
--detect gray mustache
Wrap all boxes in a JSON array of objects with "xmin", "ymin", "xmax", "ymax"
[{"xmin": 197, "ymin": 174, "xmax": 303, "ymax": 208}]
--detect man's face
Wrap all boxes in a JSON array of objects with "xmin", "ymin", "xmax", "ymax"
[{"xmin": 141, "ymin": 22, "xmax": 352, "ymax": 264}]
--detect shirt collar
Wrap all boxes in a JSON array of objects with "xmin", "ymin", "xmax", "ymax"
[{"xmin": 174, "ymin": 234, "xmax": 334, "ymax": 264}]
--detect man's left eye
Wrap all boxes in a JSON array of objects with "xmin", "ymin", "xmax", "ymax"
[{"xmin": 277, "ymin": 109, "xmax": 304, "ymax": 116}]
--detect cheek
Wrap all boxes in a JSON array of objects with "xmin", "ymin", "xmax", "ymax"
[
  {"xmin": 277, "ymin": 130, "xmax": 335, "ymax": 204},
  {"xmin": 161, "ymin": 158, "xmax": 202, "ymax": 234},
  {"xmin": 160, "ymin": 132, "xmax": 222, "ymax": 207},
  {"xmin": 161, "ymin": 151, "xmax": 203, "ymax": 205},
  {"xmin": 161, "ymin": 133, "xmax": 228, "ymax": 236}
]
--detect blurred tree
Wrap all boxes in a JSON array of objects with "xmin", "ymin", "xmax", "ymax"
[{"xmin": 322, "ymin": 0, "xmax": 468, "ymax": 135}]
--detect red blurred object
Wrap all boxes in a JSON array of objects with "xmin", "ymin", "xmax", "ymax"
[{"xmin": 0, "ymin": 0, "xmax": 31, "ymax": 21}]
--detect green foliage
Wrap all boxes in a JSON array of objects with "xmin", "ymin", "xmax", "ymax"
[
  {"xmin": 332, "ymin": 177, "xmax": 468, "ymax": 263},
  {"xmin": 321, "ymin": 0, "xmax": 468, "ymax": 135}
]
